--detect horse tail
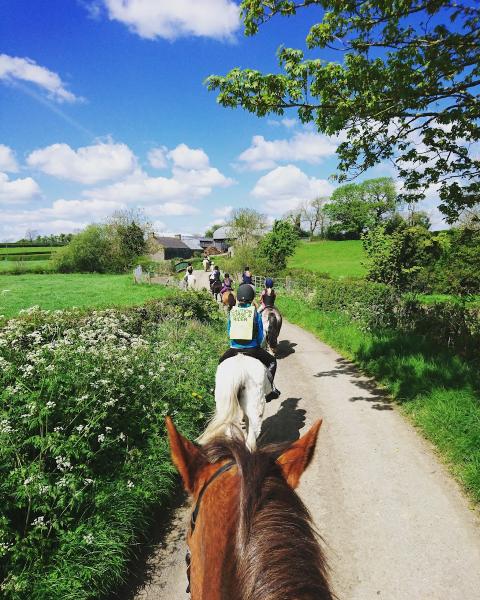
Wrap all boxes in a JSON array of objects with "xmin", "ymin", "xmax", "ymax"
[{"xmin": 197, "ymin": 357, "xmax": 245, "ymax": 445}]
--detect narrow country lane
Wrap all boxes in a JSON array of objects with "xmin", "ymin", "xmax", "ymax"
[{"xmin": 129, "ymin": 282, "xmax": 480, "ymax": 600}]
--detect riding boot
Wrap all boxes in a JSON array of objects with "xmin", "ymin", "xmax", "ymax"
[{"xmin": 265, "ymin": 369, "xmax": 281, "ymax": 402}]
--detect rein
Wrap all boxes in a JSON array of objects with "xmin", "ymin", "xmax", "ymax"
[{"xmin": 186, "ymin": 460, "xmax": 236, "ymax": 594}]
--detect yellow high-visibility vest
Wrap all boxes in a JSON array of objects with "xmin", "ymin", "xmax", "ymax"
[{"xmin": 229, "ymin": 305, "xmax": 255, "ymax": 341}]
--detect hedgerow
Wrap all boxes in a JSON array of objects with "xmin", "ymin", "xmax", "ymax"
[
  {"xmin": 290, "ymin": 278, "xmax": 480, "ymax": 357},
  {"xmin": 0, "ymin": 291, "xmax": 224, "ymax": 599}
]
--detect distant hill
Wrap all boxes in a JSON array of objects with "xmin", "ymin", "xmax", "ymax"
[{"xmin": 288, "ymin": 240, "xmax": 366, "ymax": 279}]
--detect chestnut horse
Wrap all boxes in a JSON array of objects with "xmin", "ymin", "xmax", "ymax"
[
  {"xmin": 166, "ymin": 417, "xmax": 333, "ymax": 600},
  {"xmin": 221, "ymin": 290, "xmax": 236, "ymax": 311}
]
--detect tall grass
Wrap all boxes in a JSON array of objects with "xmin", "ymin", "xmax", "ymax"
[{"xmin": 277, "ymin": 295, "xmax": 480, "ymax": 502}]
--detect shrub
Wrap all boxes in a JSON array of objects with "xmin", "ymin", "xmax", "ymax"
[
  {"xmin": 54, "ymin": 225, "xmax": 117, "ymax": 273},
  {"xmin": 432, "ymin": 228, "xmax": 480, "ymax": 295},
  {"xmin": 0, "ymin": 292, "xmax": 224, "ymax": 599}
]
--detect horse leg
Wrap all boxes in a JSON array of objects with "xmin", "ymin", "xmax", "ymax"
[{"xmin": 242, "ymin": 391, "xmax": 265, "ymax": 451}]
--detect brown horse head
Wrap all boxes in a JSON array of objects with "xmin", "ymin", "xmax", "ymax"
[{"xmin": 166, "ymin": 417, "xmax": 333, "ymax": 600}]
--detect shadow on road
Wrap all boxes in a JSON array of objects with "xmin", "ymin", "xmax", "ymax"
[
  {"xmin": 275, "ymin": 339, "xmax": 297, "ymax": 359},
  {"xmin": 315, "ymin": 357, "xmax": 393, "ymax": 411},
  {"xmin": 259, "ymin": 397, "xmax": 306, "ymax": 446},
  {"xmin": 108, "ymin": 484, "xmax": 188, "ymax": 600}
]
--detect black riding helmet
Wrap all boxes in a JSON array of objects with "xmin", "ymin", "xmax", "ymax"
[{"xmin": 237, "ymin": 284, "xmax": 255, "ymax": 303}]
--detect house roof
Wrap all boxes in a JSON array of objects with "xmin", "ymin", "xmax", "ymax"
[
  {"xmin": 213, "ymin": 226, "xmax": 234, "ymax": 240},
  {"xmin": 181, "ymin": 237, "xmax": 203, "ymax": 250},
  {"xmin": 153, "ymin": 236, "xmax": 190, "ymax": 250}
]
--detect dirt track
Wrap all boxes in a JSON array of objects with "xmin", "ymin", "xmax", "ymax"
[{"xmin": 129, "ymin": 274, "xmax": 480, "ymax": 599}]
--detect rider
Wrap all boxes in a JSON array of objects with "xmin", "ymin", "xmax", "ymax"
[
  {"xmin": 258, "ymin": 277, "xmax": 276, "ymax": 313},
  {"xmin": 209, "ymin": 265, "xmax": 221, "ymax": 290},
  {"xmin": 220, "ymin": 272, "xmax": 233, "ymax": 295},
  {"xmin": 219, "ymin": 283, "xmax": 281, "ymax": 401},
  {"xmin": 242, "ymin": 266, "xmax": 253, "ymax": 285}
]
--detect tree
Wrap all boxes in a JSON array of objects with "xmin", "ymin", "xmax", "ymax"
[
  {"xmin": 300, "ymin": 197, "xmax": 329, "ymax": 238},
  {"xmin": 227, "ymin": 208, "xmax": 267, "ymax": 244},
  {"xmin": 325, "ymin": 178, "xmax": 399, "ymax": 237},
  {"xmin": 207, "ymin": 1, "xmax": 480, "ymax": 222},
  {"xmin": 258, "ymin": 219, "xmax": 299, "ymax": 274},
  {"xmin": 108, "ymin": 209, "xmax": 151, "ymax": 263},
  {"xmin": 363, "ymin": 223, "xmax": 443, "ymax": 290},
  {"xmin": 205, "ymin": 223, "xmax": 223, "ymax": 238}
]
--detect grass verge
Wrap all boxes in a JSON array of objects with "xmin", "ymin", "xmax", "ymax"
[{"xmin": 277, "ymin": 295, "xmax": 480, "ymax": 503}]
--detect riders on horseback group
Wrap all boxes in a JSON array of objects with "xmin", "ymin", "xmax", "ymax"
[{"xmin": 219, "ymin": 281, "xmax": 281, "ymax": 402}]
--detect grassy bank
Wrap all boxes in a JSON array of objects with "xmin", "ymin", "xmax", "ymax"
[
  {"xmin": 0, "ymin": 273, "xmax": 173, "ymax": 319},
  {"xmin": 277, "ymin": 295, "xmax": 480, "ymax": 503},
  {"xmin": 288, "ymin": 239, "xmax": 366, "ymax": 278},
  {"xmin": 0, "ymin": 292, "xmax": 224, "ymax": 599}
]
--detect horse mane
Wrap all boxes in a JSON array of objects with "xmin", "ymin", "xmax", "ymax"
[{"xmin": 203, "ymin": 435, "xmax": 334, "ymax": 600}]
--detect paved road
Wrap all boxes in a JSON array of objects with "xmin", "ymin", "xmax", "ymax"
[{"xmin": 131, "ymin": 300, "xmax": 480, "ymax": 599}]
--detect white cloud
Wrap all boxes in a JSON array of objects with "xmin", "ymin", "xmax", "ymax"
[
  {"xmin": 0, "ymin": 145, "xmax": 18, "ymax": 172},
  {"xmin": 0, "ymin": 54, "xmax": 79, "ymax": 103},
  {"xmin": 168, "ymin": 143, "xmax": 210, "ymax": 170},
  {"xmin": 281, "ymin": 118, "xmax": 297, "ymax": 129},
  {"xmin": 213, "ymin": 205, "xmax": 233, "ymax": 219},
  {"xmin": 252, "ymin": 165, "xmax": 335, "ymax": 214},
  {"xmin": 0, "ymin": 173, "xmax": 41, "ymax": 204},
  {"xmin": 27, "ymin": 142, "xmax": 136, "ymax": 184},
  {"xmin": 148, "ymin": 146, "xmax": 168, "ymax": 169},
  {"xmin": 103, "ymin": 0, "xmax": 240, "ymax": 40},
  {"xmin": 146, "ymin": 202, "xmax": 199, "ymax": 216},
  {"xmin": 238, "ymin": 131, "xmax": 339, "ymax": 171}
]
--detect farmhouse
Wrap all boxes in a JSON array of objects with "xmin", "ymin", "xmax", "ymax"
[{"xmin": 149, "ymin": 235, "xmax": 194, "ymax": 261}]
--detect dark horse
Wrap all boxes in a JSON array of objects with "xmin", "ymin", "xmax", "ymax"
[
  {"xmin": 210, "ymin": 280, "xmax": 223, "ymax": 302},
  {"xmin": 261, "ymin": 306, "xmax": 283, "ymax": 354},
  {"xmin": 166, "ymin": 417, "xmax": 333, "ymax": 600}
]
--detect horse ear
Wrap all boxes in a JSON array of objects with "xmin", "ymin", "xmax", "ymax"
[
  {"xmin": 166, "ymin": 417, "xmax": 207, "ymax": 495},
  {"xmin": 276, "ymin": 420, "xmax": 322, "ymax": 489}
]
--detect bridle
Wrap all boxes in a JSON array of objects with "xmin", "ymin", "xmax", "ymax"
[{"xmin": 185, "ymin": 460, "xmax": 236, "ymax": 594}]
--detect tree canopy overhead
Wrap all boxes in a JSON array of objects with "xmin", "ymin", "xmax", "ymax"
[{"xmin": 206, "ymin": 0, "xmax": 480, "ymax": 222}]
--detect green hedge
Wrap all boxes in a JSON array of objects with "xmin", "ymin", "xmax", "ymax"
[
  {"xmin": 0, "ymin": 291, "xmax": 223, "ymax": 599},
  {"xmin": 291, "ymin": 277, "xmax": 480, "ymax": 358}
]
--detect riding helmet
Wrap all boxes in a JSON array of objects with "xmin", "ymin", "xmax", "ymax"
[
  {"xmin": 265, "ymin": 277, "xmax": 274, "ymax": 288},
  {"xmin": 237, "ymin": 284, "xmax": 255, "ymax": 303}
]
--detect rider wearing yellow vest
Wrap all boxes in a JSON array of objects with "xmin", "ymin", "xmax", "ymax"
[{"xmin": 219, "ymin": 284, "xmax": 280, "ymax": 400}]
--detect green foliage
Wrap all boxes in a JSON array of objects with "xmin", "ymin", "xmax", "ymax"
[
  {"xmin": 277, "ymin": 295, "xmax": 480, "ymax": 503},
  {"xmin": 324, "ymin": 178, "xmax": 398, "ymax": 238},
  {"xmin": 205, "ymin": 223, "xmax": 223, "ymax": 238},
  {"xmin": 209, "ymin": 1, "xmax": 480, "ymax": 221},
  {"xmin": 258, "ymin": 219, "xmax": 298, "ymax": 274},
  {"xmin": 0, "ymin": 292, "xmax": 224, "ymax": 599},
  {"xmin": 363, "ymin": 224, "xmax": 444, "ymax": 291},
  {"xmin": 54, "ymin": 225, "xmax": 119, "ymax": 274},
  {"xmin": 433, "ymin": 228, "xmax": 480, "ymax": 295}
]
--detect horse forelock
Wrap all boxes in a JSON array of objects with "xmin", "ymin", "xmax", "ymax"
[{"xmin": 201, "ymin": 436, "xmax": 333, "ymax": 600}]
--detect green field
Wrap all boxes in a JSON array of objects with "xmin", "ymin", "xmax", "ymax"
[
  {"xmin": 288, "ymin": 239, "xmax": 366, "ymax": 278},
  {"xmin": 0, "ymin": 245, "xmax": 59, "ymax": 255},
  {"xmin": 0, "ymin": 273, "xmax": 171, "ymax": 319}
]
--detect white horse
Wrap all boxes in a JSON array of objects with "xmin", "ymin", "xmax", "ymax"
[{"xmin": 198, "ymin": 354, "xmax": 270, "ymax": 450}]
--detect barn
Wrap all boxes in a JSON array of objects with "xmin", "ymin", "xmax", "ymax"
[{"xmin": 149, "ymin": 235, "xmax": 194, "ymax": 261}]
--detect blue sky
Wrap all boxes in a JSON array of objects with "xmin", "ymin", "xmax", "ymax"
[{"xmin": 0, "ymin": 0, "xmax": 446, "ymax": 240}]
